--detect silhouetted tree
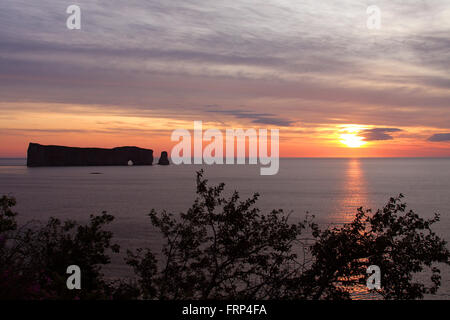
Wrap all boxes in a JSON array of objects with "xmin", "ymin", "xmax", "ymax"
[
  {"xmin": 304, "ymin": 195, "xmax": 450, "ymax": 299},
  {"xmin": 127, "ymin": 170, "xmax": 315, "ymax": 299},
  {"xmin": 128, "ymin": 171, "xmax": 450, "ymax": 300},
  {"xmin": 0, "ymin": 195, "xmax": 120, "ymax": 299},
  {"xmin": 1, "ymin": 171, "xmax": 449, "ymax": 300}
]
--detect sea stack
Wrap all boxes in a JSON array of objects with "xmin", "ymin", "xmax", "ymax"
[
  {"xmin": 158, "ymin": 151, "xmax": 170, "ymax": 165},
  {"xmin": 27, "ymin": 143, "xmax": 153, "ymax": 167}
]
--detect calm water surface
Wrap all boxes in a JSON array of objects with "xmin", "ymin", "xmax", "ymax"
[{"xmin": 1, "ymin": 158, "xmax": 449, "ymax": 299}]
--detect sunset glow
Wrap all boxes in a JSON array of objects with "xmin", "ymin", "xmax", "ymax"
[
  {"xmin": 340, "ymin": 134, "xmax": 367, "ymax": 148},
  {"xmin": 0, "ymin": 1, "xmax": 449, "ymax": 158}
]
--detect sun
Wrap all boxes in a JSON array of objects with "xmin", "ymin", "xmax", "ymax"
[{"xmin": 340, "ymin": 133, "xmax": 366, "ymax": 148}]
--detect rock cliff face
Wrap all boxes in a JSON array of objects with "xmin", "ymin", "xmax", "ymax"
[
  {"xmin": 157, "ymin": 151, "xmax": 170, "ymax": 165},
  {"xmin": 27, "ymin": 143, "xmax": 153, "ymax": 167}
]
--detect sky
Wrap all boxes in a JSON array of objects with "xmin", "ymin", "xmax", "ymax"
[{"xmin": 0, "ymin": 0, "xmax": 449, "ymax": 157}]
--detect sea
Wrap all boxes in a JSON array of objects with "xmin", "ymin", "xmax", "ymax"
[{"xmin": 1, "ymin": 157, "xmax": 449, "ymax": 299}]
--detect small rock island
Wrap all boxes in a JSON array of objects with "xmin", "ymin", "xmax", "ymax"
[
  {"xmin": 158, "ymin": 151, "xmax": 170, "ymax": 165},
  {"xmin": 27, "ymin": 143, "xmax": 154, "ymax": 167}
]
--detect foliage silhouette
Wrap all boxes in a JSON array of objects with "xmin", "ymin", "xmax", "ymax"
[
  {"xmin": 0, "ymin": 196, "xmax": 120, "ymax": 299},
  {"xmin": 127, "ymin": 170, "xmax": 450, "ymax": 300},
  {"xmin": 303, "ymin": 195, "xmax": 450, "ymax": 299},
  {"xmin": 1, "ymin": 171, "xmax": 449, "ymax": 299}
]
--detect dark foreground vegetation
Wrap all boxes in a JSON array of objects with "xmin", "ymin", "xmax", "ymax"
[{"xmin": 1, "ymin": 170, "xmax": 449, "ymax": 300}]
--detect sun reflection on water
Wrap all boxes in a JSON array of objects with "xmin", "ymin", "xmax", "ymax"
[
  {"xmin": 335, "ymin": 159, "xmax": 382, "ymax": 299},
  {"xmin": 334, "ymin": 158, "xmax": 369, "ymax": 223}
]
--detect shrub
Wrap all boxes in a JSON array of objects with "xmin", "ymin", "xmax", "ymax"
[
  {"xmin": 305, "ymin": 195, "xmax": 450, "ymax": 299},
  {"xmin": 127, "ymin": 171, "xmax": 450, "ymax": 300},
  {"xmin": 0, "ymin": 196, "xmax": 119, "ymax": 299},
  {"xmin": 1, "ymin": 171, "xmax": 449, "ymax": 300}
]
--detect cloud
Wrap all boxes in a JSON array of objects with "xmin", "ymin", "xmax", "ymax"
[
  {"xmin": 204, "ymin": 108, "xmax": 295, "ymax": 127},
  {"xmin": 0, "ymin": 0, "xmax": 449, "ymax": 139},
  {"xmin": 359, "ymin": 128, "xmax": 402, "ymax": 141},
  {"xmin": 251, "ymin": 117, "xmax": 294, "ymax": 127},
  {"xmin": 428, "ymin": 133, "xmax": 450, "ymax": 142}
]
